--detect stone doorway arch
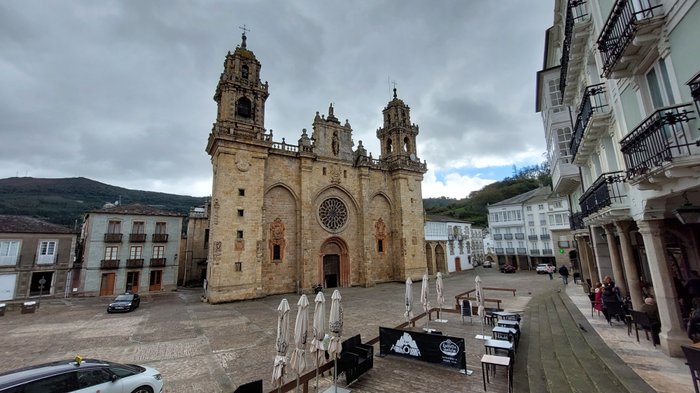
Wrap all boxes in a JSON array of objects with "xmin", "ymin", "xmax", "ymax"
[
  {"xmin": 319, "ymin": 237, "xmax": 350, "ymax": 288},
  {"xmin": 435, "ymin": 243, "xmax": 447, "ymax": 273}
]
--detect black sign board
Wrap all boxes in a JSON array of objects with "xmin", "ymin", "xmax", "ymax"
[{"xmin": 379, "ymin": 327, "xmax": 466, "ymax": 370}]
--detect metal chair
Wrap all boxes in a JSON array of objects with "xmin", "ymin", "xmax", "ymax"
[{"xmin": 629, "ymin": 310, "xmax": 658, "ymax": 346}]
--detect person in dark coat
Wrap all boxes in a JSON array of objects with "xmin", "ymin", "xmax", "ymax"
[
  {"xmin": 601, "ymin": 276, "xmax": 623, "ymax": 325},
  {"xmin": 641, "ymin": 297, "xmax": 661, "ymax": 345},
  {"xmin": 559, "ymin": 265, "xmax": 570, "ymax": 285}
]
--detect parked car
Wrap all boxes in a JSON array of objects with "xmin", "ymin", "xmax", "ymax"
[
  {"xmin": 107, "ymin": 293, "xmax": 141, "ymax": 313},
  {"xmin": 482, "ymin": 260, "xmax": 493, "ymax": 268},
  {"xmin": 500, "ymin": 264, "xmax": 516, "ymax": 273},
  {"xmin": 0, "ymin": 356, "xmax": 163, "ymax": 393},
  {"xmin": 536, "ymin": 264, "xmax": 549, "ymax": 274}
]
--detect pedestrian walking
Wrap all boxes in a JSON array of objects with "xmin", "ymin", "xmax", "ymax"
[
  {"xmin": 559, "ymin": 264, "xmax": 570, "ymax": 285},
  {"xmin": 546, "ymin": 264, "xmax": 555, "ymax": 280}
]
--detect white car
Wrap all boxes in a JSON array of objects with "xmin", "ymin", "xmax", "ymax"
[
  {"xmin": 536, "ymin": 263, "xmax": 549, "ymax": 274},
  {"xmin": 0, "ymin": 357, "xmax": 164, "ymax": 393},
  {"xmin": 483, "ymin": 260, "xmax": 493, "ymax": 268}
]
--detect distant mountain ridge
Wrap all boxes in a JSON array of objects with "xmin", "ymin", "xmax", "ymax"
[{"xmin": 0, "ymin": 177, "xmax": 207, "ymax": 227}]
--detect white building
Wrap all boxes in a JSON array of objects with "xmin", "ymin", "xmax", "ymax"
[
  {"xmin": 424, "ymin": 215, "xmax": 474, "ymax": 273},
  {"xmin": 539, "ymin": 0, "xmax": 700, "ymax": 356}
]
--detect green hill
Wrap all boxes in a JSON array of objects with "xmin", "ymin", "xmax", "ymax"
[
  {"xmin": 0, "ymin": 177, "xmax": 207, "ymax": 227},
  {"xmin": 424, "ymin": 163, "xmax": 551, "ymax": 227}
]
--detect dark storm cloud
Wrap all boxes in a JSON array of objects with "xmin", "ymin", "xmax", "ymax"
[{"xmin": 0, "ymin": 0, "xmax": 554, "ymax": 197}]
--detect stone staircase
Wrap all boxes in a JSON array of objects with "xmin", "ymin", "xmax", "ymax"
[{"xmin": 513, "ymin": 290, "xmax": 657, "ymax": 393}]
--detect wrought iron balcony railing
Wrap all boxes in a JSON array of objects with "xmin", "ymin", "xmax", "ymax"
[
  {"xmin": 503, "ymin": 234, "xmax": 514, "ymax": 240},
  {"xmin": 598, "ymin": 0, "xmax": 663, "ymax": 78},
  {"xmin": 495, "ymin": 248, "xmax": 505, "ymax": 254},
  {"xmin": 493, "ymin": 234, "xmax": 503, "ymax": 240},
  {"xmin": 570, "ymin": 83, "xmax": 609, "ymax": 160},
  {"xmin": 152, "ymin": 233, "xmax": 169, "ymax": 242},
  {"xmin": 150, "ymin": 258, "xmax": 166, "ymax": 267},
  {"xmin": 517, "ymin": 248, "xmax": 528, "ymax": 255},
  {"xmin": 530, "ymin": 249, "xmax": 540, "ymax": 255},
  {"xmin": 528, "ymin": 235, "xmax": 538, "ymax": 240},
  {"xmin": 542, "ymin": 249, "xmax": 554, "ymax": 255},
  {"xmin": 515, "ymin": 233, "xmax": 525, "ymax": 240},
  {"xmin": 620, "ymin": 104, "xmax": 697, "ymax": 179},
  {"xmin": 126, "ymin": 258, "xmax": 144, "ymax": 268},
  {"xmin": 103, "ymin": 233, "xmax": 123, "ymax": 243},
  {"xmin": 505, "ymin": 248, "xmax": 515, "ymax": 254},
  {"xmin": 540, "ymin": 234, "xmax": 551, "ymax": 240},
  {"xmin": 129, "ymin": 233, "xmax": 146, "ymax": 242},
  {"xmin": 100, "ymin": 259, "xmax": 119, "ymax": 269},
  {"xmin": 559, "ymin": 0, "xmax": 589, "ymax": 96},
  {"xmin": 570, "ymin": 211, "xmax": 586, "ymax": 230},
  {"xmin": 579, "ymin": 171, "xmax": 627, "ymax": 217}
]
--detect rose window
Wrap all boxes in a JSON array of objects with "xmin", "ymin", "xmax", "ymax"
[{"xmin": 319, "ymin": 198, "xmax": 348, "ymax": 231}]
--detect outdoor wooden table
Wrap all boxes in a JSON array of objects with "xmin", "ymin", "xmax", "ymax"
[
  {"xmin": 493, "ymin": 311, "xmax": 521, "ymax": 321},
  {"xmin": 492, "ymin": 326, "xmax": 519, "ymax": 348},
  {"xmin": 480, "ymin": 354, "xmax": 513, "ymax": 393},
  {"xmin": 497, "ymin": 320, "xmax": 520, "ymax": 332},
  {"xmin": 484, "ymin": 339, "xmax": 515, "ymax": 359}
]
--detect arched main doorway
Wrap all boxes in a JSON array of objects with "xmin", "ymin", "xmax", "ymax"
[{"xmin": 319, "ymin": 237, "xmax": 350, "ymax": 288}]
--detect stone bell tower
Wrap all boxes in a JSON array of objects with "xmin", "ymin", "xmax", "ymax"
[
  {"xmin": 376, "ymin": 87, "xmax": 420, "ymax": 162},
  {"xmin": 205, "ymin": 31, "xmax": 273, "ymax": 303},
  {"xmin": 212, "ymin": 31, "xmax": 269, "ymax": 138}
]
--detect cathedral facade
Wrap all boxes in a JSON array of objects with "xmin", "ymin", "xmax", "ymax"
[{"xmin": 205, "ymin": 34, "xmax": 427, "ymax": 303}]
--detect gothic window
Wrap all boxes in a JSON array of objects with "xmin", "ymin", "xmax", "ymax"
[
  {"xmin": 241, "ymin": 65, "xmax": 249, "ymax": 79},
  {"xmin": 386, "ymin": 138, "xmax": 393, "ymax": 154},
  {"xmin": 236, "ymin": 97, "xmax": 252, "ymax": 118},
  {"xmin": 269, "ymin": 218, "xmax": 286, "ymax": 262},
  {"xmin": 319, "ymin": 198, "xmax": 348, "ymax": 232}
]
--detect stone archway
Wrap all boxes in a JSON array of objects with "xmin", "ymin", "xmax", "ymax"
[
  {"xmin": 319, "ymin": 237, "xmax": 350, "ymax": 288},
  {"xmin": 435, "ymin": 243, "xmax": 447, "ymax": 273}
]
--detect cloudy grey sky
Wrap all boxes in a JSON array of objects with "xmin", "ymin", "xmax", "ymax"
[{"xmin": 0, "ymin": 0, "xmax": 554, "ymax": 199}]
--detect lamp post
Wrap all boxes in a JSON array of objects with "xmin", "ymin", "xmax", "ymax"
[{"xmin": 38, "ymin": 277, "xmax": 46, "ymax": 308}]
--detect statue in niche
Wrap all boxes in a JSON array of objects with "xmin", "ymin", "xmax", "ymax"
[
  {"xmin": 375, "ymin": 218, "xmax": 386, "ymax": 240},
  {"xmin": 332, "ymin": 131, "xmax": 339, "ymax": 156},
  {"xmin": 269, "ymin": 218, "xmax": 286, "ymax": 261}
]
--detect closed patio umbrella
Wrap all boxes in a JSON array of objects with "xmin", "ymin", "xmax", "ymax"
[
  {"xmin": 475, "ymin": 275, "xmax": 489, "ymax": 340},
  {"xmin": 272, "ymin": 298, "xmax": 291, "ymax": 390},
  {"xmin": 309, "ymin": 291, "xmax": 326, "ymax": 393},
  {"xmin": 421, "ymin": 273, "xmax": 430, "ymax": 329},
  {"xmin": 435, "ymin": 272, "xmax": 447, "ymax": 322},
  {"xmin": 404, "ymin": 277, "xmax": 414, "ymax": 324},
  {"xmin": 289, "ymin": 295, "xmax": 309, "ymax": 392},
  {"xmin": 328, "ymin": 290, "xmax": 344, "ymax": 392}
]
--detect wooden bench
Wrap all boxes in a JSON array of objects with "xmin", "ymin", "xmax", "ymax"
[{"xmin": 339, "ymin": 334, "xmax": 373, "ymax": 384}]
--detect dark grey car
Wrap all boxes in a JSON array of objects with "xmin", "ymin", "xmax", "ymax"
[{"xmin": 107, "ymin": 293, "xmax": 140, "ymax": 313}]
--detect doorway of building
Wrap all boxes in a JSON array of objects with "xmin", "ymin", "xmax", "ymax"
[
  {"xmin": 149, "ymin": 270, "xmax": 162, "ymax": 291},
  {"xmin": 100, "ymin": 273, "xmax": 115, "ymax": 296},
  {"xmin": 455, "ymin": 257, "xmax": 461, "ymax": 272},
  {"xmin": 126, "ymin": 271, "xmax": 140, "ymax": 293},
  {"xmin": 29, "ymin": 272, "xmax": 53, "ymax": 297},
  {"xmin": 324, "ymin": 255, "xmax": 340, "ymax": 288}
]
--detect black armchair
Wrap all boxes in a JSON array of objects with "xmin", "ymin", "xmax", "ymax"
[{"xmin": 339, "ymin": 334, "xmax": 374, "ymax": 384}]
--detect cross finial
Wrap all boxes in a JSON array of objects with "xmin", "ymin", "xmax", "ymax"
[
  {"xmin": 392, "ymin": 80, "xmax": 397, "ymax": 99},
  {"xmin": 239, "ymin": 25, "xmax": 250, "ymax": 48}
]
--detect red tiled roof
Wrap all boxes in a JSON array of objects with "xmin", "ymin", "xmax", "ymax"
[
  {"xmin": 89, "ymin": 203, "xmax": 184, "ymax": 217},
  {"xmin": 0, "ymin": 215, "xmax": 75, "ymax": 234}
]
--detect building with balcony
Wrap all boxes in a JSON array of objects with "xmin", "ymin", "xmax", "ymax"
[
  {"xmin": 470, "ymin": 227, "xmax": 485, "ymax": 265},
  {"xmin": 0, "ymin": 215, "xmax": 77, "ymax": 305},
  {"xmin": 542, "ymin": 0, "xmax": 700, "ymax": 357},
  {"xmin": 424, "ymin": 215, "xmax": 473, "ymax": 273},
  {"xmin": 78, "ymin": 203, "xmax": 184, "ymax": 296}
]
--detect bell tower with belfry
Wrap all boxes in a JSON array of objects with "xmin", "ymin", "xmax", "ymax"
[{"xmin": 377, "ymin": 86, "xmax": 419, "ymax": 162}]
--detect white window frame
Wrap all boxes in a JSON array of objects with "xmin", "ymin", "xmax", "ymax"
[
  {"xmin": 0, "ymin": 240, "xmax": 21, "ymax": 266},
  {"xmin": 129, "ymin": 246, "xmax": 143, "ymax": 259},
  {"xmin": 37, "ymin": 240, "xmax": 57, "ymax": 265},
  {"xmin": 153, "ymin": 245, "xmax": 165, "ymax": 258},
  {"xmin": 104, "ymin": 246, "xmax": 118, "ymax": 260}
]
